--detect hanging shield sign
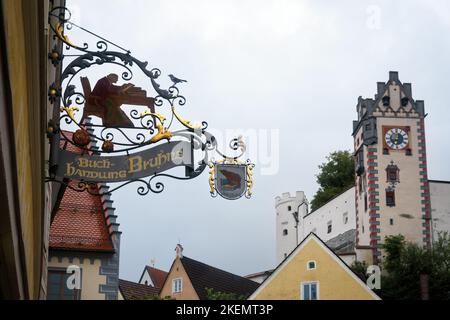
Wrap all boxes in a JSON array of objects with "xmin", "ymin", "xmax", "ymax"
[{"xmin": 215, "ymin": 164, "xmax": 247, "ymax": 200}]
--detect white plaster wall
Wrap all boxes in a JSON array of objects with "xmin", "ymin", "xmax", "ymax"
[
  {"xmin": 376, "ymin": 116, "xmax": 424, "ymax": 246},
  {"xmin": 139, "ymin": 271, "xmax": 154, "ymax": 286},
  {"xmin": 275, "ymin": 192, "xmax": 308, "ymax": 264},
  {"xmin": 339, "ymin": 254, "xmax": 356, "ymax": 267},
  {"xmin": 430, "ymin": 181, "xmax": 450, "ymax": 241},
  {"xmin": 303, "ymin": 188, "xmax": 356, "ymax": 242}
]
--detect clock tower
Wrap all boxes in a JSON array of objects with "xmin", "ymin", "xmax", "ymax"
[{"xmin": 352, "ymin": 72, "xmax": 431, "ymax": 265}]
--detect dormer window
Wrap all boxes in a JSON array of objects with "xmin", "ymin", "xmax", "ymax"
[
  {"xmin": 382, "ymin": 96, "xmax": 390, "ymax": 107},
  {"xmin": 401, "ymin": 97, "xmax": 409, "ymax": 107}
]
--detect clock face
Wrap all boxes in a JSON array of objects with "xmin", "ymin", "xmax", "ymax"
[{"xmin": 385, "ymin": 128, "xmax": 409, "ymax": 150}]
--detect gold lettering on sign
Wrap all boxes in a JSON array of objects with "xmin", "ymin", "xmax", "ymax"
[
  {"xmin": 63, "ymin": 145, "xmax": 188, "ymax": 181},
  {"xmin": 128, "ymin": 156, "xmax": 142, "ymax": 174},
  {"xmin": 65, "ymin": 162, "xmax": 126, "ymax": 180},
  {"xmin": 77, "ymin": 157, "xmax": 112, "ymax": 169}
]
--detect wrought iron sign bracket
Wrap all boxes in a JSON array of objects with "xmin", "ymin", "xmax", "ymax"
[{"xmin": 45, "ymin": 6, "xmax": 254, "ymax": 200}]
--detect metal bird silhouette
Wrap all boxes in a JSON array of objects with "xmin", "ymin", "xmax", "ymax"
[{"xmin": 168, "ymin": 74, "xmax": 187, "ymax": 85}]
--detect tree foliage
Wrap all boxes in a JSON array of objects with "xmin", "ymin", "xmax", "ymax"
[
  {"xmin": 351, "ymin": 260, "xmax": 370, "ymax": 282},
  {"xmin": 205, "ymin": 288, "xmax": 246, "ymax": 300},
  {"xmin": 310, "ymin": 150, "xmax": 354, "ymax": 211},
  {"xmin": 379, "ymin": 233, "xmax": 450, "ymax": 300},
  {"xmin": 130, "ymin": 294, "xmax": 174, "ymax": 300}
]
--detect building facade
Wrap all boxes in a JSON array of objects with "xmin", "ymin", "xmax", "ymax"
[
  {"xmin": 47, "ymin": 128, "xmax": 121, "ymax": 300},
  {"xmin": 159, "ymin": 244, "xmax": 259, "ymax": 300},
  {"xmin": 0, "ymin": 0, "xmax": 65, "ymax": 299},
  {"xmin": 276, "ymin": 188, "xmax": 355, "ymax": 264},
  {"xmin": 276, "ymin": 72, "xmax": 450, "ymax": 266},
  {"xmin": 250, "ymin": 233, "xmax": 380, "ymax": 300}
]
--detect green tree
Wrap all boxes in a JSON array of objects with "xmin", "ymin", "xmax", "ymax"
[
  {"xmin": 130, "ymin": 294, "xmax": 174, "ymax": 300},
  {"xmin": 379, "ymin": 233, "xmax": 450, "ymax": 300},
  {"xmin": 351, "ymin": 260, "xmax": 370, "ymax": 282},
  {"xmin": 205, "ymin": 288, "xmax": 246, "ymax": 300},
  {"xmin": 310, "ymin": 151, "xmax": 354, "ymax": 211}
]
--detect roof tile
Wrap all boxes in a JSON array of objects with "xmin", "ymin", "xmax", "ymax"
[
  {"xmin": 49, "ymin": 131, "xmax": 114, "ymax": 252},
  {"xmin": 181, "ymin": 256, "xmax": 259, "ymax": 300}
]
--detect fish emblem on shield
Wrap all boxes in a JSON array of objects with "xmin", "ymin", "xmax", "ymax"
[{"xmin": 209, "ymin": 161, "xmax": 254, "ymax": 200}]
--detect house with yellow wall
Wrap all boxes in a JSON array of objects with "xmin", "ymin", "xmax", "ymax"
[
  {"xmin": 249, "ymin": 233, "xmax": 380, "ymax": 300},
  {"xmin": 159, "ymin": 244, "xmax": 258, "ymax": 300},
  {"xmin": 0, "ymin": 0, "xmax": 66, "ymax": 299}
]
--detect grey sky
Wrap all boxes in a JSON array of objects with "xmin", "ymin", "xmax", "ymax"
[{"xmin": 67, "ymin": 0, "xmax": 450, "ymax": 281}]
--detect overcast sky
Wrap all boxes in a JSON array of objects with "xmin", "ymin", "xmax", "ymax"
[{"xmin": 67, "ymin": 0, "xmax": 450, "ymax": 281}]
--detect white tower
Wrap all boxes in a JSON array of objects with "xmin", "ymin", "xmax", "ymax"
[{"xmin": 275, "ymin": 191, "xmax": 309, "ymax": 264}]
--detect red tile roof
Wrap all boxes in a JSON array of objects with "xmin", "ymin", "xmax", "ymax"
[
  {"xmin": 119, "ymin": 279, "xmax": 160, "ymax": 300},
  {"xmin": 49, "ymin": 130, "xmax": 114, "ymax": 252},
  {"xmin": 144, "ymin": 266, "xmax": 168, "ymax": 289}
]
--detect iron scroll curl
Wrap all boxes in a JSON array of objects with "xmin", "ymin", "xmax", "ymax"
[{"xmin": 47, "ymin": 6, "xmax": 253, "ymax": 198}]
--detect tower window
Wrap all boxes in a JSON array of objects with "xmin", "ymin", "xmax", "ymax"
[
  {"xmin": 288, "ymin": 206, "xmax": 292, "ymax": 211},
  {"xmin": 343, "ymin": 212, "xmax": 348, "ymax": 224},
  {"xmin": 382, "ymin": 96, "xmax": 390, "ymax": 107},
  {"xmin": 283, "ymin": 229, "xmax": 288, "ymax": 236},
  {"xmin": 364, "ymin": 193, "xmax": 368, "ymax": 212},
  {"xmin": 358, "ymin": 177, "xmax": 363, "ymax": 195},
  {"xmin": 386, "ymin": 189, "xmax": 396, "ymax": 207},
  {"xmin": 401, "ymin": 97, "xmax": 409, "ymax": 107},
  {"xmin": 390, "ymin": 218, "xmax": 394, "ymax": 225},
  {"xmin": 327, "ymin": 221, "xmax": 332, "ymax": 234},
  {"xmin": 386, "ymin": 163, "xmax": 400, "ymax": 183},
  {"xmin": 383, "ymin": 148, "xmax": 389, "ymax": 155},
  {"xmin": 406, "ymin": 149, "xmax": 412, "ymax": 156}
]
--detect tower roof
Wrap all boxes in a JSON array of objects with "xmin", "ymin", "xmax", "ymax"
[{"xmin": 49, "ymin": 131, "xmax": 115, "ymax": 253}]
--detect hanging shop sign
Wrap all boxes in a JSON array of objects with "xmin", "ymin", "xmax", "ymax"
[
  {"xmin": 46, "ymin": 6, "xmax": 254, "ymax": 199},
  {"xmin": 56, "ymin": 141, "xmax": 192, "ymax": 183},
  {"xmin": 208, "ymin": 137, "xmax": 255, "ymax": 200}
]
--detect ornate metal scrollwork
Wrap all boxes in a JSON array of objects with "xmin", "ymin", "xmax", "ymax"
[{"xmin": 46, "ymin": 6, "xmax": 254, "ymax": 198}]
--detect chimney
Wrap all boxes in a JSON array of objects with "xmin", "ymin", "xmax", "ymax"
[{"xmin": 175, "ymin": 244, "xmax": 184, "ymax": 259}]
